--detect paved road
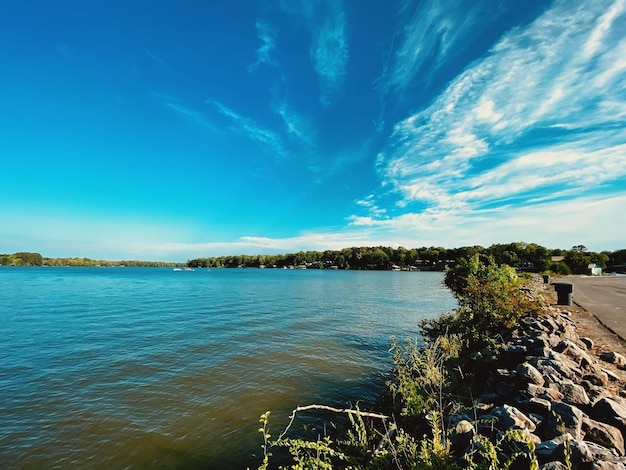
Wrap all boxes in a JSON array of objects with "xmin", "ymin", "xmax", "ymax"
[{"xmin": 562, "ymin": 276, "xmax": 626, "ymax": 341}]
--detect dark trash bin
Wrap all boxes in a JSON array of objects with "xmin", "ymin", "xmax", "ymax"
[
  {"xmin": 553, "ymin": 282, "xmax": 573, "ymax": 306},
  {"xmin": 542, "ymin": 274, "xmax": 550, "ymax": 284}
]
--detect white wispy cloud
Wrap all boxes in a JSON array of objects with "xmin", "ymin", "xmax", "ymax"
[
  {"xmin": 249, "ymin": 20, "xmax": 277, "ymax": 71},
  {"xmin": 270, "ymin": 94, "xmax": 372, "ymax": 183},
  {"xmin": 143, "ymin": 191, "xmax": 626, "ymax": 258},
  {"xmin": 312, "ymin": 1, "xmax": 348, "ymax": 107},
  {"xmin": 347, "ymin": 193, "xmax": 626, "ymax": 252},
  {"xmin": 206, "ymin": 99, "xmax": 288, "ymax": 160},
  {"xmin": 461, "ymin": 144, "xmax": 626, "ymax": 205},
  {"xmin": 355, "ymin": 194, "xmax": 387, "ymax": 217},
  {"xmin": 7, "ymin": 194, "xmax": 623, "ymax": 262},
  {"xmin": 372, "ymin": 0, "xmax": 626, "ymax": 219},
  {"xmin": 380, "ymin": 0, "xmax": 510, "ymax": 97},
  {"xmin": 151, "ymin": 229, "xmax": 400, "ymax": 258},
  {"xmin": 282, "ymin": 0, "xmax": 349, "ymax": 107},
  {"xmin": 339, "ymin": 0, "xmax": 626, "ymax": 254},
  {"xmin": 272, "ymin": 99, "xmax": 317, "ymax": 148},
  {"xmin": 157, "ymin": 94, "xmax": 216, "ymax": 132}
]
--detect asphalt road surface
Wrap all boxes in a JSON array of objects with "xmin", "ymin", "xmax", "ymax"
[{"xmin": 562, "ymin": 276, "xmax": 626, "ymax": 341}]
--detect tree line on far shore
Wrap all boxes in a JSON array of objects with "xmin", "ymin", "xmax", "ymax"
[
  {"xmin": 187, "ymin": 243, "xmax": 626, "ymax": 274},
  {"xmin": 3, "ymin": 243, "xmax": 625, "ymax": 274},
  {"xmin": 0, "ymin": 252, "xmax": 175, "ymax": 268}
]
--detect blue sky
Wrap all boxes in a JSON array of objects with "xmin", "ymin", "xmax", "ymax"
[{"xmin": 1, "ymin": 0, "xmax": 625, "ymax": 261}]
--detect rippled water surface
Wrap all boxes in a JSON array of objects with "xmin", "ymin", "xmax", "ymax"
[{"xmin": 0, "ymin": 267, "xmax": 457, "ymax": 468}]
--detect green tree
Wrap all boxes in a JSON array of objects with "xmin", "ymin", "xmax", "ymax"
[
  {"xmin": 590, "ymin": 251, "xmax": 609, "ymax": 269},
  {"xmin": 501, "ymin": 250, "xmax": 520, "ymax": 267},
  {"xmin": 526, "ymin": 243, "xmax": 551, "ymax": 272},
  {"xmin": 12, "ymin": 252, "xmax": 43, "ymax": 266},
  {"xmin": 550, "ymin": 261, "xmax": 571, "ymax": 275},
  {"xmin": 435, "ymin": 253, "xmax": 542, "ymax": 351},
  {"xmin": 610, "ymin": 249, "xmax": 626, "ymax": 265},
  {"xmin": 565, "ymin": 246, "xmax": 592, "ymax": 274},
  {"xmin": 365, "ymin": 247, "xmax": 390, "ymax": 269}
]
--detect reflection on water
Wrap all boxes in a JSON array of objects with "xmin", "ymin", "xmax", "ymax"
[{"xmin": 0, "ymin": 267, "xmax": 456, "ymax": 468}]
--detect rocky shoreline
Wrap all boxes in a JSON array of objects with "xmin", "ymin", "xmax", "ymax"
[{"xmin": 445, "ymin": 290, "xmax": 626, "ymax": 469}]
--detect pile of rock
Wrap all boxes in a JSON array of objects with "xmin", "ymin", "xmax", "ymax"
[{"xmin": 448, "ymin": 306, "xmax": 626, "ymax": 469}]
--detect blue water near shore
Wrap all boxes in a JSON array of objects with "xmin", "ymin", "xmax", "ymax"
[{"xmin": 0, "ymin": 267, "xmax": 457, "ymax": 468}]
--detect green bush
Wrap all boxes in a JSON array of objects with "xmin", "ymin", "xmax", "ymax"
[
  {"xmin": 388, "ymin": 335, "xmax": 462, "ymax": 419},
  {"xmin": 428, "ymin": 254, "xmax": 542, "ymax": 350},
  {"xmin": 549, "ymin": 261, "xmax": 571, "ymax": 275}
]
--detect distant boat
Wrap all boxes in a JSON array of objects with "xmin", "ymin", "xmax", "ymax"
[
  {"xmin": 173, "ymin": 267, "xmax": 182, "ymax": 271},
  {"xmin": 184, "ymin": 267, "xmax": 194, "ymax": 271}
]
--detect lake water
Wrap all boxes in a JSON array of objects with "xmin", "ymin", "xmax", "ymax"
[{"xmin": 0, "ymin": 267, "xmax": 457, "ymax": 469}]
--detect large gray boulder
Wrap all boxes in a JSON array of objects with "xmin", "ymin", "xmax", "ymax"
[
  {"xmin": 583, "ymin": 416, "xmax": 625, "ymax": 455},
  {"xmin": 600, "ymin": 352, "xmax": 626, "ymax": 369},
  {"xmin": 545, "ymin": 402, "xmax": 585, "ymax": 440},
  {"xmin": 521, "ymin": 397, "xmax": 552, "ymax": 416},
  {"xmin": 593, "ymin": 397, "xmax": 626, "ymax": 427},
  {"xmin": 482, "ymin": 404, "xmax": 537, "ymax": 433},
  {"xmin": 556, "ymin": 382, "xmax": 591, "ymax": 406},
  {"xmin": 584, "ymin": 364, "xmax": 610, "ymax": 386},
  {"xmin": 586, "ymin": 440, "xmax": 622, "ymax": 461},
  {"xmin": 526, "ymin": 383, "xmax": 564, "ymax": 401},
  {"xmin": 536, "ymin": 436, "xmax": 593, "ymax": 465},
  {"xmin": 517, "ymin": 362, "xmax": 545, "ymax": 386}
]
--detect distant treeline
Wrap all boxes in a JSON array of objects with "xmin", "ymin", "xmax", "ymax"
[
  {"xmin": 3, "ymin": 243, "xmax": 626, "ymax": 274},
  {"xmin": 187, "ymin": 243, "xmax": 626, "ymax": 274},
  {"xmin": 0, "ymin": 252, "xmax": 176, "ymax": 268}
]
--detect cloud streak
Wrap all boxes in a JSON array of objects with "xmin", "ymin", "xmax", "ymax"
[
  {"xmin": 348, "ymin": 193, "xmax": 626, "ymax": 252},
  {"xmin": 380, "ymin": 0, "xmax": 511, "ymax": 97},
  {"xmin": 142, "ymin": 191, "xmax": 626, "ymax": 259},
  {"xmin": 282, "ymin": 0, "xmax": 349, "ymax": 107},
  {"xmin": 159, "ymin": 98, "xmax": 216, "ymax": 132},
  {"xmin": 311, "ymin": 1, "xmax": 348, "ymax": 107},
  {"xmin": 272, "ymin": 99, "xmax": 317, "ymax": 148},
  {"xmin": 249, "ymin": 21, "xmax": 277, "ymax": 71},
  {"xmin": 207, "ymin": 99, "xmax": 288, "ymax": 160},
  {"xmin": 143, "ymin": 229, "xmax": 399, "ymax": 259},
  {"xmin": 371, "ymin": 0, "xmax": 626, "ymax": 220}
]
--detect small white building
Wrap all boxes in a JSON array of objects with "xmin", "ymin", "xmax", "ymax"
[{"xmin": 588, "ymin": 263, "xmax": 602, "ymax": 275}]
